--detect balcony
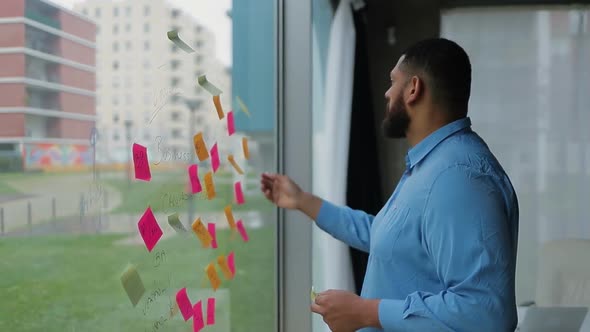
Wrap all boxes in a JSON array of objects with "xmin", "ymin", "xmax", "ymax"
[{"xmin": 25, "ymin": 10, "xmax": 61, "ymax": 30}]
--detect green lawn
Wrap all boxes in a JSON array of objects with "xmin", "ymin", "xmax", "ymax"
[{"xmin": 0, "ymin": 227, "xmax": 276, "ymax": 332}]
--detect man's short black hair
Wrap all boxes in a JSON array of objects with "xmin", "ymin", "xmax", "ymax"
[{"xmin": 400, "ymin": 38, "xmax": 471, "ymax": 119}]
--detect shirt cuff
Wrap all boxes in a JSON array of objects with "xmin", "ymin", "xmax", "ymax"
[
  {"xmin": 378, "ymin": 299, "xmax": 409, "ymax": 331},
  {"xmin": 314, "ymin": 199, "xmax": 340, "ymax": 234}
]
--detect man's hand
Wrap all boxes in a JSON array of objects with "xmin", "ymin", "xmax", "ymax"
[
  {"xmin": 260, "ymin": 173, "xmax": 303, "ymax": 209},
  {"xmin": 310, "ymin": 289, "xmax": 381, "ymax": 332}
]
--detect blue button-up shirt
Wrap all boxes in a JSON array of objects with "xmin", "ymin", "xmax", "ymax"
[{"xmin": 315, "ymin": 117, "xmax": 519, "ymax": 332}]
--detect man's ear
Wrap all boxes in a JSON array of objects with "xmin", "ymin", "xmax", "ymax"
[{"xmin": 405, "ymin": 75, "xmax": 423, "ymax": 105}]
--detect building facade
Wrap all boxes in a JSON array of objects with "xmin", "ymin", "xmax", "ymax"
[{"xmin": 0, "ymin": 0, "xmax": 97, "ymax": 171}]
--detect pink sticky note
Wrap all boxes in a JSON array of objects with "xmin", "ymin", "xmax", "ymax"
[
  {"xmin": 132, "ymin": 143, "xmax": 151, "ymax": 181},
  {"xmin": 137, "ymin": 207, "xmax": 163, "ymax": 252},
  {"xmin": 206, "ymin": 297, "xmax": 216, "ymax": 325},
  {"xmin": 227, "ymin": 251, "xmax": 235, "ymax": 276},
  {"xmin": 227, "ymin": 111, "xmax": 235, "ymax": 136},
  {"xmin": 234, "ymin": 181, "xmax": 245, "ymax": 205},
  {"xmin": 236, "ymin": 220, "xmax": 249, "ymax": 242},
  {"xmin": 193, "ymin": 301, "xmax": 204, "ymax": 332},
  {"xmin": 175, "ymin": 288, "xmax": 193, "ymax": 321},
  {"xmin": 210, "ymin": 143, "xmax": 220, "ymax": 173},
  {"xmin": 208, "ymin": 223, "xmax": 217, "ymax": 249},
  {"xmin": 188, "ymin": 164, "xmax": 202, "ymax": 194}
]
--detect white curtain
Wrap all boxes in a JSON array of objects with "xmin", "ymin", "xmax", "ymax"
[{"xmin": 312, "ymin": 0, "xmax": 356, "ymax": 330}]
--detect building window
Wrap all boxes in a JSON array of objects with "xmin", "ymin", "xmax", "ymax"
[
  {"xmin": 113, "ymin": 132, "xmax": 120, "ymax": 141},
  {"xmin": 171, "ymin": 45, "xmax": 178, "ymax": 53},
  {"xmin": 113, "ymin": 7, "xmax": 118, "ymax": 17},
  {"xmin": 126, "ymin": 41, "xmax": 132, "ymax": 51},
  {"xmin": 144, "ymin": 41, "xmax": 150, "ymax": 51},
  {"xmin": 171, "ymin": 9, "xmax": 180, "ymax": 19},
  {"xmin": 143, "ymin": 131, "xmax": 150, "ymax": 140},
  {"xmin": 113, "ymin": 61, "xmax": 119, "ymax": 70},
  {"xmin": 170, "ymin": 94, "xmax": 180, "ymax": 104},
  {"xmin": 113, "ymin": 76, "xmax": 120, "ymax": 88},
  {"xmin": 113, "ymin": 96, "xmax": 119, "ymax": 106},
  {"xmin": 195, "ymin": 41, "xmax": 203, "ymax": 48},
  {"xmin": 195, "ymin": 55, "xmax": 203, "ymax": 64},
  {"xmin": 170, "ymin": 60, "xmax": 180, "ymax": 70},
  {"xmin": 113, "ymin": 42, "xmax": 118, "ymax": 52},
  {"xmin": 113, "ymin": 25, "xmax": 118, "ymax": 34},
  {"xmin": 95, "ymin": 8, "xmax": 100, "ymax": 17},
  {"xmin": 125, "ymin": 6, "xmax": 131, "ymax": 16},
  {"xmin": 125, "ymin": 23, "xmax": 131, "ymax": 32},
  {"xmin": 113, "ymin": 113, "xmax": 120, "ymax": 123},
  {"xmin": 143, "ymin": 60, "xmax": 150, "ymax": 69},
  {"xmin": 144, "ymin": 23, "xmax": 150, "ymax": 33},
  {"xmin": 195, "ymin": 25, "xmax": 202, "ymax": 33},
  {"xmin": 171, "ymin": 77, "xmax": 180, "ymax": 87},
  {"xmin": 171, "ymin": 129, "xmax": 182, "ymax": 139},
  {"xmin": 144, "ymin": 5, "xmax": 150, "ymax": 16},
  {"xmin": 82, "ymin": 9, "xmax": 88, "ymax": 15},
  {"xmin": 171, "ymin": 112, "xmax": 180, "ymax": 121}
]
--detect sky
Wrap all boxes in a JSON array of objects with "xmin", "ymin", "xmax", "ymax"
[{"xmin": 48, "ymin": 0, "xmax": 233, "ymax": 66}]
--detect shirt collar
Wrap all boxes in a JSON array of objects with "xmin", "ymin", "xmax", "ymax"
[{"xmin": 406, "ymin": 117, "xmax": 472, "ymax": 170}]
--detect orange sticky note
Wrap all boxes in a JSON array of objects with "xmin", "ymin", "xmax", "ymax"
[
  {"xmin": 205, "ymin": 263, "xmax": 221, "ymax": 291},
  {"xmin": 242, "ymin": 137, "xmax": 249, "ymax": 160},
  {"xmin": 193, "ymin": 133, "xmax": 209, "ymax": 161},
  {"xmin": 204, "ymin": 171, "xmax": 216, "ymax": 199},
  {"xmin": 191, "ymin": 218, "xmax": 212, "ymax": 248},
  {"xmin": 227, "ymin": 155, "xmax": 244, "ymax": 175},
  {"xmin": 212, "ymin": 95, "xmax": 224, "ymax": 120},
  {"xmin": 217, "ymin": 255, "xmax": 233, "ymax": 280},
  {"xmin": 224, "ymin": 205, "xmax": 236, "ymax": 230}
]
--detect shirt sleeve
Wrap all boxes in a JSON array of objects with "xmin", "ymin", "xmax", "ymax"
[
  {"xmin": 378, "ymin": 166, "xmax": 517, "ymax": 332},
  {"xmin": 314, "ymin": 200, "xmax": 375, "ymax": 253}
]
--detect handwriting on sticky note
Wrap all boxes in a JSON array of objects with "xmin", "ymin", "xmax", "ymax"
[
  {"xmin": 227, "ymin": 252, "xmax": 235, "ymax": 276},
  {"xmin": 168, "ymin": 213, "xmax": 186, "ymax": 233},
  {"xmin": 167, "ymin": 30, "xmax": 195, "ymax": 53},
  {"xmin": 217, "ymin": 255, "xmax": 233, "ymax": 280},
  {"xmin": 208, "ymin": 223, "xmax": 217, "ymax": 249},
  {"xmin": 192, "ymin": 218, "xmax": 212, "ymax": 248},
  {"xmin": 234, "ymin": 181, "xmax": 245, "ymax": 205},
  {"xmin": 188, "ymin": 164, "xmax": 202, "ymax": 194},
  {"xmin": 224, "ymin": 205, "xmax": 236, "ymax": 230},
  {"xmin": 210, "ymin": 143, "xmax": 220, "ymax": 173},
  {"xmin": 120, "ymin": 265, "xmax": 145, "ymax": 307},
  {"xmin": 227, "ymin": 111, "xmax": 235, "ymax": 136},
  {"xmin": 133, "ymin": 143, "xmax": 151, "ymax": 181},
  {"xmin": 205, "ymin": 263, "xmax": 221, "ymax": 291},
  {"xmin": 242, "ymin": 137, "xmax": 250, "ymax": 159},
  {"xmin": 193, "ymin": 133, "xmax": 209, "ymax": 161},
  {"xmin": 236, "ymin": 96, "xmax": 251, "ymax": 117},
  {"xmin": 193, "ymin": 300, "xmax": 204, "ymax": 332},
  {"xmin": 213, "ymin": 95, "xmax": 224, "ymax": 119},
  {"xmin": 204, "ymin": 172, "xmax": 216, "ymax": 200},
  {"xmin": 227, "ymin": 155, "xmax": 244, "ymax": 175},
  {"xmin": 197, "ymin": 75, "xmax": 222, "ymax": 96},
  {"xmin": 138, "ymin": 207, "xmax": 163, "ymax": 252},
  {"xmin": 175, "ymin": 288, "xmax": 193, "ymax": 321},
  {"xmin": 236, "ymin": 220, "xmax": 249, "ymax": 242},
  {"xmin": 206, "ymin": 297, "xmax": 216, "ymax": 325}
]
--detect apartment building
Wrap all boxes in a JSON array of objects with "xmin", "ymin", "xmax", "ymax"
[
  {"xmin": 0, "ymin": 0, "xmax": 97, "ymax": 171},
  {"xmin": 74, "ymin": 0, "xmax": 231, "ymax": 164}
]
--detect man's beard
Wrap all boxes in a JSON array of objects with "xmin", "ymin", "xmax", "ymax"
[{"xmin": 382, "ymin": 94, "xmax": 410, "ymax": 138}]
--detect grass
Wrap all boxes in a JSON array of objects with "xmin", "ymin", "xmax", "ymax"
[{"xmin": 0, "ymin": 227, "xmax": 276, "ymax": 332}]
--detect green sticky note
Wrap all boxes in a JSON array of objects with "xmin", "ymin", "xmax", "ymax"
[
  {"xmin": 120, "ymin": 265, "xmax": 145, "ymax": 307},
  {"xmin": 167, "ymin": 30, "xmax": 195, "ymax": 53},
  {"xmin": 197, "ymin": 75, "xmax": 223, "ymax": 96},
  {"xmin": 168, "ymin": 213, "xmax": 187, "ymax": 233}
]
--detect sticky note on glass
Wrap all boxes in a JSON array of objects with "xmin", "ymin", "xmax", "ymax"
[
  {"xmin": 138, "ymin": 207, "xmax": 163, "ymax": 252},
  {"xmin": 224, "ymin": 205, "xmax": 236, "ymax": 230},
  {"xmin": 197, "ymin": 75, "xmax": 222, "ymax": 96},
  {"xmin": 167, "ymin": 30, "xmax": 195, "ymax": 53},
  {"xmin": 227, "ymin": 155, "xmax": 244, "ymax": 175},
  {"xmin": 192, "ymin": 218, "xmax": 212, "ymax": 248},
  {"xmin": 193, "ymin": 133, "xmax": 209, "ymax": 162},
  {"xmin": 188, "ymin": 164, "xmax": 202, "ymax": 194},
  {"xmin": 227, "ymin": 251, "xmax": 235, "ymax": 276},
  {"xmin": 213, "ymin": 95, "xmax": 224, "ymax": 119},
  {"xmin": 236, "ymin": 220, "xmax": 249, "ymax": 242},
  {"xmin": 206, "ymin": 297, "xmax": 216, "ymax": 325},
  {"xmin": 205, "ymin": 263, "xmax": 221, "ymax": 291},
  {"xmin": 176, "ymin": 288, "xmax": 193, "ymax": 321},
  {"xmin": 210, "ymin": 143, "xmax": 220, "ymax": 173},
  {"xmin": 236, "ymin": 95, "xmax": 251, "ymax": 117},
  {"xmin": 133, "ymin": 143, "xmax": 151, "ymax": 181},
  {"xmin": 204, "ymin": 171, "xmax": 216, "ymax": 200},
  {"xmin": 234, "ymin": 181, "xmax": 245, "ymax": 205},
  {"xmin": 311, "ymin": 286, "xmax": 317, "ymax": 301},
  {"xmin": 193, "ymin": 300, "xmax": 204, "ymax": 332},
  {"xmin": 208, "ymin": 223, "xmax": 217, "ymax": 249},
  {"xmin": 227, "ymin": 111, "xmax": 235, "ymax": 136},
  {"xmin": 217, "ymin": 255, "xmax": 233, "ymax": 280},
  {"xmin": 120, "ymin": 265, "xmax": 145, "ymax": 307},
  {"xmin": 242, "ymin": 137, "xmax": 250, "ymax": 160},
  {"xmin": 168, "ymin": 213, "xmax": 187, "ymax": 233}
]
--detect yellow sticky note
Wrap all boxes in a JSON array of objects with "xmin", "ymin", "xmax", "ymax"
[
  {"xmin": 217, "ymin": 255, "xmax": 233, "ymax": 280},
  {"xmin": 224, "ymin": 205, "xmax": 236, "ymax": 230},
  {"xmin": 242, "ymin": 137, "xmax": 250, "ymax": 160},
  {"xmin": 204, "ymin": 171, "xmax": 216, "ymax": 199},
  {"xmin": 191, "ymin": 218, "xmax": 212, "ymax": 248},
  {"xmin": 205, "ymin": 263, "xmax": 221, "ymax": 291},
  {"xmin": 193, "ymin": 133, "xmax": 209, "ymax": 162},
  {"xmin": 236, "ymin": 96, "xmax": 251, "ymax": 117},
  {"xmin": 213, "ymin": 95, "xmax": 224, "ymax": 120},
  {"xmin": 227, "ymin": 155, "xmax": 244, "ymax": 175},
  {"xmin": 311, "ymin": 286, "xmax": 317, "ymax": 301}
]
